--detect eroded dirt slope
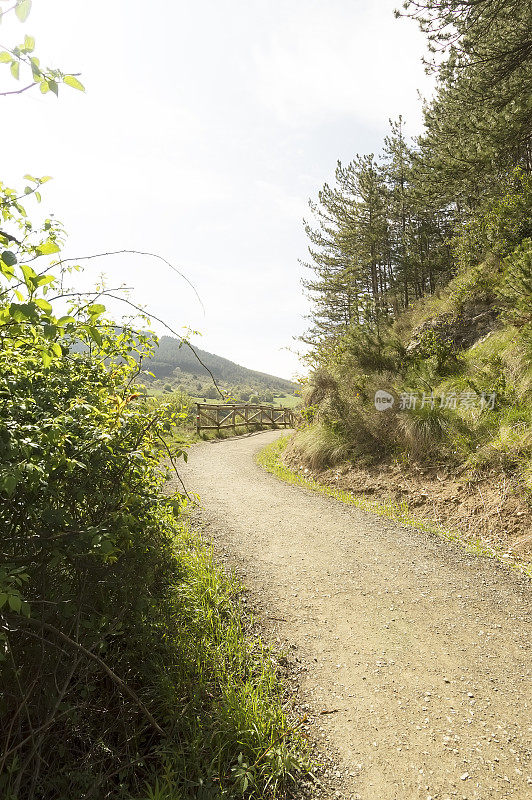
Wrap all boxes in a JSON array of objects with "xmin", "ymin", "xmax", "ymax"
[{"xmin": 171, "ymin": 430, "xmax": 531, "ymax": 800}]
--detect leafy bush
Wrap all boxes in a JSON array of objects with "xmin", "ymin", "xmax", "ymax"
[
  {"xmin": 447, "ymin": 259, "xmax": 502, "ymax": 312},
  {"xmin": 413, "ymin": 327, "xmax": 459, "ymax": 374},
  {"xmin": 499, "ymin": 238, "xmax": 532, "ymax": 327},
  {"xmin": 453, "ymin": 169, "xmax": 532, "ymax": 270},
  {"xmin": 0, "ymin": 181, "xmax": 305, "ymax": 799}
]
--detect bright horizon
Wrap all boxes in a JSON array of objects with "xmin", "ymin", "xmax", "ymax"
[{"xmin": 2, "ymin": 0, "xmax": 433, "ymax": 381}]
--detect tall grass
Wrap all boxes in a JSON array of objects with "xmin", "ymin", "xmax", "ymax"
[
  {"xmin": 290, "ymin": 423, "xmax": 351, "ymax": 470},
  {"xmin": 136, "ymin": 521, "xmax": 308, "ymax": 799}
]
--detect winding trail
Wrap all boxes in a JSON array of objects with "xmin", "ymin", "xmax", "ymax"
[{"xmin": 176, "ymin": 430, "xmax": 530, "ymax": 800}]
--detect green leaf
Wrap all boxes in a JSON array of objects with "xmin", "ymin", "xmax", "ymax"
[
  {"xmin": 15, "ymin": 0, "xmax": 32, "ymax": 23},
  {"xmin": 48, "ymin": 79, "xmax": 58, "ymax": 96},
  {"xmin": 0, "ymin": 52, "xmax": 11, "ymax": 63},
  {"xmin": 40, "ymin": 80, "xmax": 49, "ymax": 94},
  {"xmin": 9, "ymin": 302, "xmax": 37, "ymax": 322},
  {"xmin": 23, "ymin": 34, "xmax": 35, "ymax": 52},
  {"xmin": 21, "ymin": 263, "xmax": 37, "ymax": 286},
  {"xmin": 57, "ymin": 315, "xmax": 76, "ymax": 326},
  {"xmin": 37, "ymin": 238, "xmax": 60, "ymax": 255},
  {"xmin": 0, "ymin": 593, "xmax": 7, "ymax": 609},
  {"xmin": 88, "ymin": 326, "xmax": 102, "ymax": 346},
  {"xmin": 0, "ymin": 263, "xmax": 15, "ymax": 280},
  {"xmin": 35, "ymin": 298, "xmax": 52, "ymax": 314},
  {"xmin": 64, "ymin": 75, "xmax": 85, "ymax": 91},
  {"xmin": 87, "ymin": 303, "xmax": 105, "ymax": 316},
  {"xmin": 34, "ymin": 274, "xmax": 54, "ymax": 287},
  {"xmin": 43, "ymin": 323, "xmax": 57, "ymax": 339},
  {"xmin": 1, "ymin": 251, "xmax": 17, "ymax": 267},
  {"xmin": 10, "ymin": 61, "xmax": 19, "ymax": 80},
  {"xmin": 0, "ymin": 471, "xmax": 19, "ymax": 495},
  {"xmin": 41, "ymin": 350, "xmax": 52, "ymax": 368},
  {"xmin": 8, "ymin": 594, "xmax": 21, "ymax": 613}
]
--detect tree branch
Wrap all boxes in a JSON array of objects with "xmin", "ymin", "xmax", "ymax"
[
  {"xmin": 0, "ymin": 81, "xmax": 36, "ymax": 96},
  {"xmin": 55, "ymin": 249, "xmax": 205, "ymax": 314}
]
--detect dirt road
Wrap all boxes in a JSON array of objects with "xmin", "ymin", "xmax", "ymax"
[{"xmin": 176, "ymin": 430, "xmax": 531, "ymax": 800}]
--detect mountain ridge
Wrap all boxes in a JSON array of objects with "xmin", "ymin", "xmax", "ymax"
[{"xmin": 146, "ymin": 335, "xmax": 297, "ymax": 394}]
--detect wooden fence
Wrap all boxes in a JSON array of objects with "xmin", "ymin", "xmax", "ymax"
[{"xmin": 195, "ymin": 403, "xmax": 296, "ymax": 434}]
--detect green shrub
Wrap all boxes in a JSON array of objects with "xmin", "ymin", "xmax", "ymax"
[
  {"xmin": 447, "ymin": 259, "xmax": 502, "ymax": 312},
  {"xmin": 0, "ymin": 180, "xmax": 306, "ymax": 799},
  {"xmin": 499, "ymin": 238, "xmax": 532, "ymax": 327},
  {"xmin": 342, "ymin": 324, "xmax": 398, "ymax": 373}
]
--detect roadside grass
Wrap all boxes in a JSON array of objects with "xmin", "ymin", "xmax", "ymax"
[
  {"xmin": 138, "ymin": 519, "xmax": 309, "ymax": 799},
  {"xmin": 272, "ymin": 394, "xmax": 301, "ymax": 409},
  {"xmin": 149, "ymin": 391, "xmax": 300, "ymax": 410},
  {"xmin": 257, "ymin": 436, "xmax": 532, "ymax": 579},
  {"xmin": 163, "ymin": 423, "xmax": 287, "ymax": 451}
]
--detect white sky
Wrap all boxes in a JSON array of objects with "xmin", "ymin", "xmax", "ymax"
[{"xmin": 1, "ymin": 0, "xmax": 432, "ymax": 380}]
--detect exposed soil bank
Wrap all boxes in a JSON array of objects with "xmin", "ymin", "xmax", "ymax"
[{"xmin": 284, "ymin": 443, "xmax": 532, "ymax": 563}]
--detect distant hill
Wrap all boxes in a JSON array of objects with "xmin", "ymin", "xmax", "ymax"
[{"xmin": 146, "ymin": 336, "xmax": 297, "ymax": 394}]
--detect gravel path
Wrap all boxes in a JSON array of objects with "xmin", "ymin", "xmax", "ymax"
[{"xmin": 176, "ymin": 430, "xmax": 531, "ymax": 800}]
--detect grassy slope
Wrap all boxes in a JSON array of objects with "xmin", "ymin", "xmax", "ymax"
[{"xmin": 288, "ymin": 259, "xmax": 532, "ymax": 561}]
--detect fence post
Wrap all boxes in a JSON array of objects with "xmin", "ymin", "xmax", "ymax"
[{"xmin": 196, "ymin": 403, "xmax": 200, "ymax": 435}]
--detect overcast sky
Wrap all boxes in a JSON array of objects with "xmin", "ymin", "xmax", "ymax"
[{"xmin": 1, "ymin": 0, "xmax": 432, "ymax": 380}]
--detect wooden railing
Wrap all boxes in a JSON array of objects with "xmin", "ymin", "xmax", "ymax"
[{"xmin": 195, "ymin": 403, "xmax": 296, "ymax": 434}]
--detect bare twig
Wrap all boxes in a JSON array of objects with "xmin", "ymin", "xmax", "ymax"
[
  {"xmin": 54, "ymin": 249, "xmax": 205, "ymax": 314},
  {"xmin": 0, "ymin": 81, "xmax": 36, "ymax": 96},
  {"xmin": 103, "ymin": 292, "xmax": 226, "ymax": 399},
  {"xmin": 155, "ymin": 430, "xmax": 192, "ymax": 501}
]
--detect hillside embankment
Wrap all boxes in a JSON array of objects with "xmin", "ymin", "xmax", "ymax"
[{"xmin": 283, "ymin": 444, "xmax": 532, "ymax": 566}]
